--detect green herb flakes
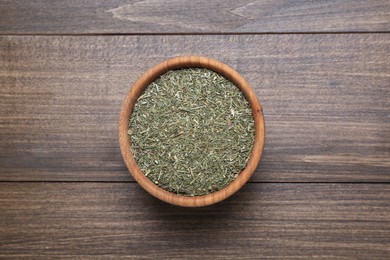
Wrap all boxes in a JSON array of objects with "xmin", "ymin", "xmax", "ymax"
[{"xmin": 129, "ymin": 68, "xmax": 254, "ymax": 196}]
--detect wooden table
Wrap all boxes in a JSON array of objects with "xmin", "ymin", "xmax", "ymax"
[{"xmin": 1, "ymin": 1, "xmax": 389, "ymax": 258}]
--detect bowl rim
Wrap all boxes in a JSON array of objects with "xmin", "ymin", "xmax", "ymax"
[{"xmin": 118, "ymin": 56, "xmax": 265, "ymax": 207}]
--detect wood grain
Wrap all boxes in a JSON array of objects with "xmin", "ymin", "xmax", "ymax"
[
  {"xmin": 0, "ymin": 183, "xmax": 389, "ymax": 258},
  {"xmin": 1, "ymin": 1, "xmax": 389, "ymax": 258},
  {"xmin": 0, "ymin": 0, "xmax": 389, "ymax": 34},
  {"xmin": 0, "ymin": 34, "xmax": 389, "ymax": 182}
]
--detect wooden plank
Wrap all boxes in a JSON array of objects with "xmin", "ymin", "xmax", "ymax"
[
  {"xmin": 0, "ymin": 34, "xmax": 389, "ymax": 182},
  {"xmin": 0, "ymin": 183, "xmax": 389, "ymax": 258},
  {"xmin": 0, "ymin": 0, "xmax": 389, "ymax": 34}
]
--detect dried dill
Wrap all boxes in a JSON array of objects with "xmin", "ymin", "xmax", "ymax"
[{"xmin": 129, "ymin": 68, "xmax": 254, "ymax": 196}]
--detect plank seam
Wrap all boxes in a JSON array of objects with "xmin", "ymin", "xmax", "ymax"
[{"xmin": 1, "ymin": 31, "xmax": 390, "ymax": 37}]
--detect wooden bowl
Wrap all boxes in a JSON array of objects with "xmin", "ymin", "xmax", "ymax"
[{"xmin": 119, "ymin": 56, "xmax": 265, "ymax": 207}]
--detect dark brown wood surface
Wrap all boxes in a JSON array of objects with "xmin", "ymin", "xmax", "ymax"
[
  {"xmin": 1, "ymin": 35, "xmax": 389, "ymax": 182},
  {"xmin": 1, "ymin": 1, "xmax": 390, "ymax": 258},
  {"xmin": 1, "ymin": 183, "xmax": 389, "ymax": 258},
  {"xmin": 0, "ymin": 0, "xmax": 389, "ymax": 34}
]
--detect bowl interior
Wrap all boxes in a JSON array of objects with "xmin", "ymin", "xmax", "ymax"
[{"xmin": 118, "ymin": 56, "xmax": 265, "ymax": 207}]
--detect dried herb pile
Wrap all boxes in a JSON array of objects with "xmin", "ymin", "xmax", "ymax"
[{"xmin": 129, "ymin": 68, "xmax": 254, "ymax": 196}]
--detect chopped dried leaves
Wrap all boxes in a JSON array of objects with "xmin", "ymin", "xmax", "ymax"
[{"xmin": 129, "ymin": 68, "xmax": 254, "ymax": 196}]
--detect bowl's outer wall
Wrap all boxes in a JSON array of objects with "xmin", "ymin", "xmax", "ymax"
[{"xmin": 118, "ymin": 56, "xmax": 265, "ymax": 207}]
